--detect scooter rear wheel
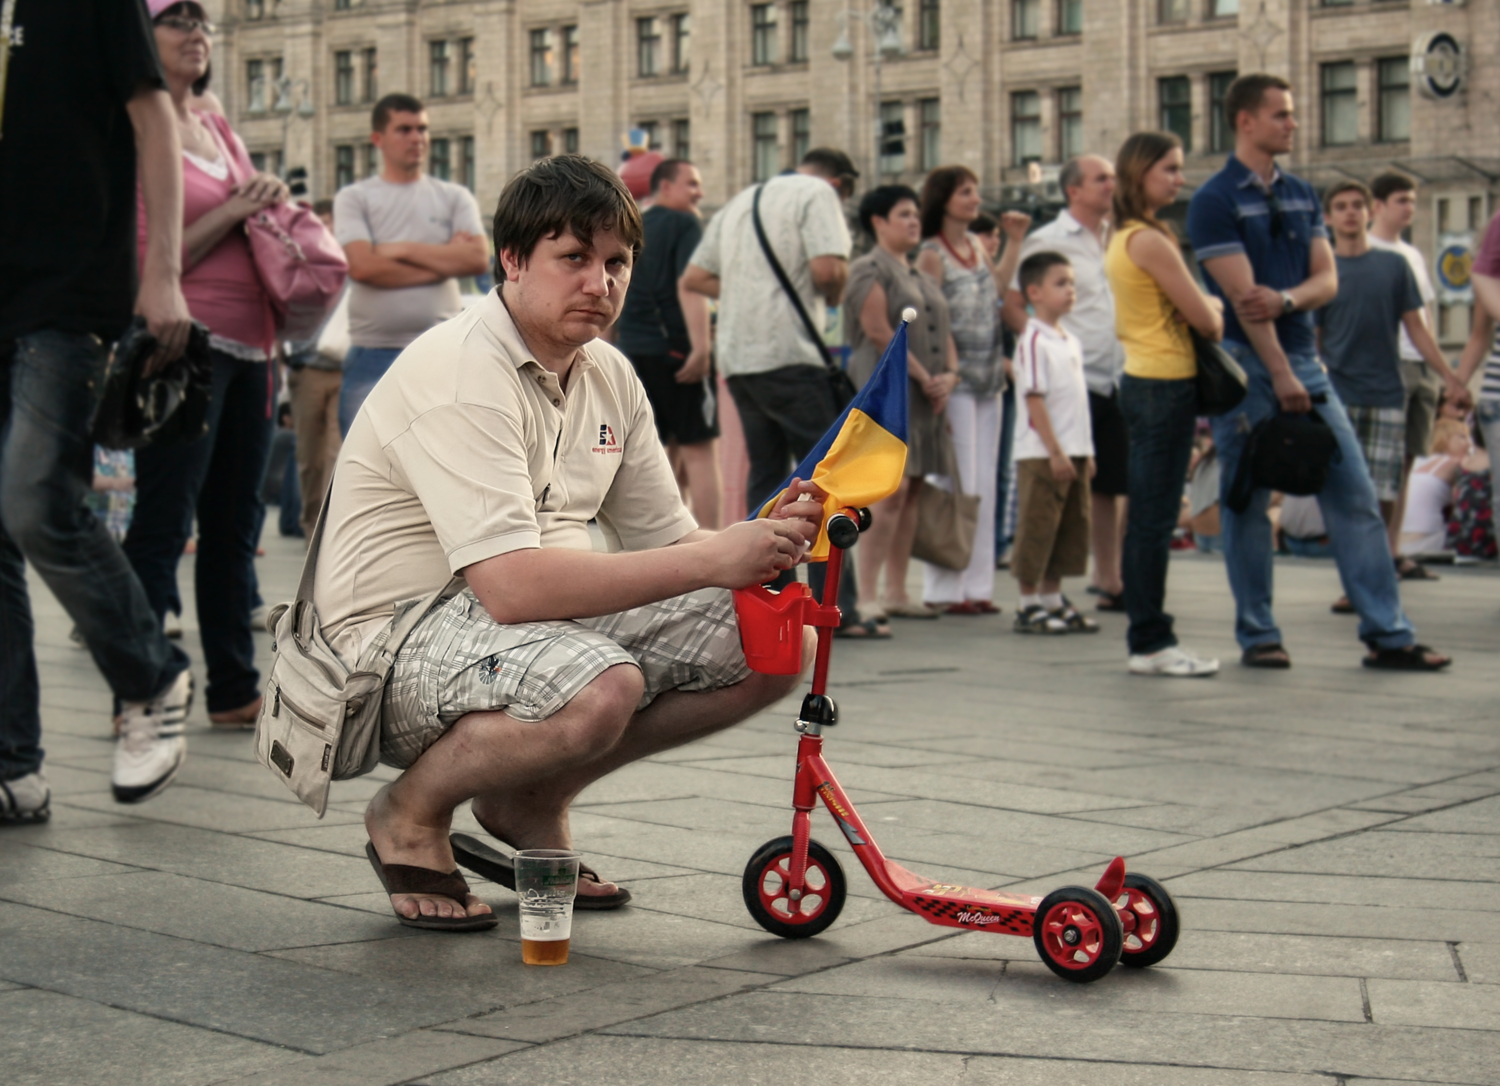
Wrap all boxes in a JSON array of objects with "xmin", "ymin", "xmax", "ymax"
[
  {"xmin": 1032, "ymin": 886, "xmax": 1124, "ymax": 983},
  {"xmin": 743, "ymin": 836, "xmax": 847, "ymax": 939},
  {"xmin": 1114, "ymin": 872, "xmax": 1180, "ymax": 968}
]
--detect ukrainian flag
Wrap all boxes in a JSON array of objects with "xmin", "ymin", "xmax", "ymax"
[{"xmin": 751, "ymin": 317, "xmax": 911, "ymax": 559}]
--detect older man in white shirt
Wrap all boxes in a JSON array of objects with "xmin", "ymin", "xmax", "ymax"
[{"xmin": 1003, "ymin": 155, "xmax": 1127, "ymax": 610}]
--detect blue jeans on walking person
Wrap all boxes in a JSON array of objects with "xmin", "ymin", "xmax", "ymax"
[
  {"xmin": 0, "ymin": 332, "xmax": 190, "ymax": 780},
  {"xmin": 123, "ymin": 349, "xmax": 273, "ymax": 715},
  {"xmin": 1119, "ymin": 374, "xmax": 1199, "ymax": 657},
  {"xmin": 338, "ymin": 346, "xmax": 403, "ymax": 437},
  {"xmin": 994, "ymin": 384, "xmax": 1017, "ymax": 560},
  {"xmin": 1212, "ymin": 342, "xmax": 1415, "ymax": 653}
]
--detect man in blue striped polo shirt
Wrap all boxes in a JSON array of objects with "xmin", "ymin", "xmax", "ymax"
[{"xmin": 1186, "ymin": 73, "xmax": 1450, "ymax": 672}]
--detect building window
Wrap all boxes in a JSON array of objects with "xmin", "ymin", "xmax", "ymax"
[
  {"xmin": 429, "ymin": 40, "xmax": 450, "ymax": 98},
  {"xmin": 460, "ymin": 136, "xmax": 476, "ymax": 191},
  {"xmin": 920, "ymin": 0, "xmax": 941, "ymax": 49},
  {"xmin": 430, "ymin": 137, "xmax": 451, "ymax": 181},
  {"xmin": 249, "ymin": 149, "xmax": 282, "ymax": 177},
  {"xmin": 1159, "ymin": 76, "xmax": 1192, "ymax": 150},
  {"xmin": 1321, "ymin": 61, "xmax": 1357, "ymax": 146},
  {"xmin": 791, "ymin": 107, "xmax": 811, "ymax": 164},
  {"xmin": 562, "ymin": 26, "xmax": 580, "ymax": 84},
  {"xmin": 530, "ymin": 29, "xmax": 554, "ymax": 87},
  {"xmin": 333, "ymin": 0, "xmax": 351, "ymax": 9},
  {"xmin": 920, "ymin": 97, "xmax": 941, "ymax": 169},
  {"xmin": 245, "ymin": 0, "xmax": 265, "ymax": 19},
  {"xmin": 672, "ymin": 118, "xmax": 691, "ymax": 158},
  {"xmin": 1378, "ymin": 57, "xmax": 1410, "ymax": 142},
  {"xmin": 638, "ymin": 17, "xmax": 662, "ymax": 77},
  {"xmin": 361, "ymin": 47, "xmax": 378, "ymax": 102},
  {"xmin": 362, "ymin": 143, "xmax": 378, "ymax": 178},
  {"xmin": 1210, "ymin": 0, "xmax": 1239, "ymax": 17},
  {"xmin": 458, "ymin": 38, "xmax": 475, "ymax": 96},
  {"xmin": 1013, "ymin": 0, "xmax": 1040, "ymax": 40},
  {"xmin": 751, "ymin": 5, "xmax": 778, "ymax": 66},
  {"xmin": 1059, "ymin": 86, "xmax": 1083, "ymax": 159},
  {"xmin": 531, "ymin": 130, "xmax": 552, "ymax": 159},
  {"xmin": 334, "ymin": 50, "xmax": 354, "ymax": 105},
  {"xmin": 1058, "ymin": 0, "xmax": 1083, "ymax": 35},
  {"xmin": 564, "ymin": 127, "xmax": 580, "ymax": 154},
  {"xmin": 672, "ymin": 14, "xmax": 691, "ymax": 73},
  {"xmin": 879, "ymin": 101, "xmax": 906, "ymax": 175},
  {"xmin": 1011, "ymin": 91, "xmax": 1041, "ymax": 165},
  {"xmin": 752, "ymin": 111, "xmax": 778, "ymax": 181},
  {"xmin": 247, "ymin": 59, "xmax": 266, "ymax": 112},
  {"xmin": 1321, "ymin": 0, "xmax": 1354, "ymax": 6},
  {"xmin": 638, "ymin": 120, "xmax": 662, "ymax": 151},
  {"xmin": 1160, "ymin": 0, "xmax": 1190, "ymax": 23},
  {"xmin": 335, "ymin": 145, "xmax": 354, "ymax": 189},
  {"xmin": 1209, "ymin": 70, "xmax": 1236, "ymax": 151},
  {"xmin": 790, "ymin": 2, "xmax": 809, "ymax": 62}
]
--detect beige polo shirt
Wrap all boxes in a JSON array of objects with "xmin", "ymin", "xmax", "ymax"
[{"xmin": 313, "ymin": 289, "xmax": 697, "ymax": 660}]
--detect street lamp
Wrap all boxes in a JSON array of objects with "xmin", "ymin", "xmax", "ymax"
[
  {"xmin": 832, "ymin": 4, "xmax": 906, "ymax": 181},
  {"xmin": 270, "ymin": 76, "xmax": 316, "ymax": 188}
]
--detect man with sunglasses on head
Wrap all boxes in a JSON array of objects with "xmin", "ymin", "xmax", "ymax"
[{"xmin": 1186, "ymin": 73, "xmax": 1450, "ymax": 673}]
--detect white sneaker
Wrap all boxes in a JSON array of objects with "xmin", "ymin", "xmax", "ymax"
[
  {"xmin": 0, "ymin": 770, "xmax": 50, "ymax": 824},
  {"xmin": 1128, "ymin": 646, "xmax": 1220, "ymax": 677},
  {"xmin": 112, "ymin": 670, "xmax": 193, "ymax": 804}
]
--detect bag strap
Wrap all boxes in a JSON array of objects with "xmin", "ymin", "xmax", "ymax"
[{"xmin": 751, "ymin": 184, "xmax": 837, "ymax": 373}]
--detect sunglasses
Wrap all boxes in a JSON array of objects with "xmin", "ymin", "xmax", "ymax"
[
  {"xmin": 1263, "ymin": 188, "xmax": 1285, "ymax": 239},
  {"xmin": 157, "ymin": 15, "xmax": 214, "ymax": 34}
]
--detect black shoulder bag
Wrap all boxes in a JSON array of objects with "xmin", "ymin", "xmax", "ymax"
[
  {"xmin": 750, "ymin": 184, "xmax": 856, "ymax": 409},
  {"xmin": 1191, "ymin": 327, "xmax": 1248, "ymax": 417}
]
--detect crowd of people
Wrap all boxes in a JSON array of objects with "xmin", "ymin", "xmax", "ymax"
[{"xmin": 2, "ymin": 1, "xmax": 1496, "ymax": 928}]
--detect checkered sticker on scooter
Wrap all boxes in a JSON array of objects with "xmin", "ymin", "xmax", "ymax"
[{"xmin": 911, "ymin": 896, "xmax": 1033, "ymax": 935}]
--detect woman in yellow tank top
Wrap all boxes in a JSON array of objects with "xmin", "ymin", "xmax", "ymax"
[{"xmin": 1104, "ymin": 132, "xmax": 1225, "ymax": 678}]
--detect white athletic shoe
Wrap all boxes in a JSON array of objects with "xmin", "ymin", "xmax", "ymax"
[
  {"xmin": 0, "ymin": 770, "xmax": 50, "ymax": 824},
  {"xmin": 112, "ymin": 670, "xmax": 193, "ymax": 804},
  {"xmin": 1128, "ymin": 646, "xmax": 1220, "ymax": 677}
]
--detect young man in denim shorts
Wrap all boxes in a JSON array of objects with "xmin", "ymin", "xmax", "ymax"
[{"xmin": 314, "ymin": 156, "xmax": 825, "ymax": 929}]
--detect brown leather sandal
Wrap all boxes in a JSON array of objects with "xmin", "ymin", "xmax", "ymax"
[{"xmin": 365, "ymin": 841, "xmax": 498, "ymax": 931}]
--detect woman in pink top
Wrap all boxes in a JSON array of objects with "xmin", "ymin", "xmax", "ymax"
[{"xmin": 123, "ymin": 1, "xmax": 288, "ymax": 727}]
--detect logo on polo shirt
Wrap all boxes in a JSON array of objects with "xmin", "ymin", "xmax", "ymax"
[{"xmin": 593, "ymin": 423, "xmax": 622, "ymax": 453}]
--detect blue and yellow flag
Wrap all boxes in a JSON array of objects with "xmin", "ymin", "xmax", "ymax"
[{"xmin": 752, "ymin": 319, "xmax": 910, "ymax": 559}]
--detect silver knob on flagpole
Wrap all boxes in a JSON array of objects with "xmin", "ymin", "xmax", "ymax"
[{"xmin": 900, "ymin": 307, "xmax": 917, "ymax": 324}]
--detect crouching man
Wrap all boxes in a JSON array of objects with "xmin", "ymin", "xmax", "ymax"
[{"xmin": 314, "ymin": 156, "xmax": 822, "ymax": 929}]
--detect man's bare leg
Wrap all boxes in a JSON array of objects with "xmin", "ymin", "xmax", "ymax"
[
  {"xmin": 1090, "ymin": 493, "xmax": 1124, "ymax": 595},
  {"xmin": 858, "ymin": 480, "xmax": 907, "ymax": 605},
  {"xmin": 677, "ymin": 440, "xmax": 724, "ymax": 530},
  {"xmin": 365, "ymin": 663, "xmax": 645, "ymax": 921},
  {"xmin": 884, "ymin": 481, "xmax": 923, "ymax": 604},
  {"xmin": 471, "ymin": 635, "xmax": 811, "ymax": 898}
]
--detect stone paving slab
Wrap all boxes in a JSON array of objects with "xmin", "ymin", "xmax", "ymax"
[{"xmin": 3, "ymin": 538, "xmax": 1497, "ymax": 1083}]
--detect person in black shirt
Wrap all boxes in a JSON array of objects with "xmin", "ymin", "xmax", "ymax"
[
  {"xmin": 616, "ymin": 159, "xmax": 723, "ymax": 528},
  {"xmin": 0, "ymin": 0, "xmax": 197, "ymax": 823}
]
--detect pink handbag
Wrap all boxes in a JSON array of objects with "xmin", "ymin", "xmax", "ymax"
[{"xmin": 208, "ymin": 114, "xmax": 348, "ymax": 340}]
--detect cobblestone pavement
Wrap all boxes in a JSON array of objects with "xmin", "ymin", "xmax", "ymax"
[{"xmin": 3, "ymin": 531, "xmax": 1497, "ymax": 1086}]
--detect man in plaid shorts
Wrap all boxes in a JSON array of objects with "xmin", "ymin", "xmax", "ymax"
[
  {"xmin": 1317, "ymin": 181, "xmax": 1471, "ymax": 611},
  {"xmin": 312, "ymin": 156, "xmax": 825, "ymax": 929}
]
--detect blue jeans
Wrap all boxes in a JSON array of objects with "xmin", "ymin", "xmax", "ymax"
[
  {"xmin": 0, "ymin": 332, "xmax": 189, "ymax": 779},
  {"xmin": 1213, "ymin": 342, "xmax": 1415, "ymax": 652},
  {"xmin": 995, "ymin": 384, "xmax": 1017, "ymax": 557},
  {"xmin": 123, "ymin": 349, "xmax": 273, "ymax": 714},
  {"xmin": 339, "ymin": 346, "xmax": 403, "ymax": 437},
  {"xmin": 1119, "ymin": 374, "xmax": 1199, "ymax": 656}
]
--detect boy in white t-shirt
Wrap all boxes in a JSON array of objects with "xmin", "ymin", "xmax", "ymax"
[{"xmin": 1011, "ymin": 253, "xmax": 1098, "ymax": 634}]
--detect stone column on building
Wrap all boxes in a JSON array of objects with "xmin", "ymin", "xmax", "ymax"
[
  {"xmin": 578, "ymin": 0, "xmax": 626, "ymax": 172},
  {"xmin": 689, "ymin": 0, "xmax": 736, "ymax": 205}
]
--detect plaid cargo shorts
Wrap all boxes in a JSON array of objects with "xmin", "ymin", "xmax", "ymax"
[
  {"xmin": 376, "ymin": 587, "xmax": 751, "ymax": 769},
  {"xmin": 1346, "ymin": 404, "xmax": 1406, "ymax": 502}
]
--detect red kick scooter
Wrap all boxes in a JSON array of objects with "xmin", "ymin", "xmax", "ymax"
[{"xmin": 733, "ymin": 508, "xmax": 1179, "ymax": 983}]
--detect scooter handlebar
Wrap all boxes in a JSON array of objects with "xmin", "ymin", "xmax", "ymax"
[{"xmin": 826, "ymin": 507, "xmax": 870, "ymax": 551}]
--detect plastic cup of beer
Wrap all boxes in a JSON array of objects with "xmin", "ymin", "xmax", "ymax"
[{"xmin": 514, "ymin": 849, "xmax": 580, "ymax": 966}]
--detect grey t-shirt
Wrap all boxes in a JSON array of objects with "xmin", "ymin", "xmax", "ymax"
[
  {"xmin": 333, "ymin": 175, "xmax": 485, "ymax": 350},
  {"xmin": 1317, "ymin": 248, "xmax": 1422, "ymax": 409}
]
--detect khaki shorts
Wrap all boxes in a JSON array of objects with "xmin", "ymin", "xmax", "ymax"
[
  {"xmin": 377, "ymin": 587, "xmax": 751, "ymax": 769},
  {"xmin": 1402, "ymin": 360, "xmax": 1441, "ymax": 462},
  {"xmin": 1012, "ymin": 457, "xmax": 1092, "ymax": 586}
]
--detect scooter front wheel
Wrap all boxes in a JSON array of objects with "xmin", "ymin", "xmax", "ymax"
[
  {"xmin": 743, "ymin": 836, "xmax": 847, "ymax": 939},
  {"xmin": 1032, "ymin": 886, "xmax": 1124, "ymax": 983}
]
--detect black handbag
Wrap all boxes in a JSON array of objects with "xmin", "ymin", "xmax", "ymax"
[
  {"xmin": 1191, "ymin": 328, "xmax": 1247, "ymax": 416},
  {"xmin": 750, "ymin": 184, "xmax": 856, "ymax": 409},
  {"xmin": 1225, "ymin": 399, "xmax": 1340, "ymax": 513},
  {"xmin": 91, "ymin": 317, "xmax": 213, "ymax": 450}
]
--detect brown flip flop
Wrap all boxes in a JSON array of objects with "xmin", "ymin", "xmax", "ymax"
[
  {"xmin": 450, "ymin": 833, "xmax": 632, "ymax": 910},
  {"xmin": 365, "ymin": 841, "xmax": 498, "ymax": 931}
]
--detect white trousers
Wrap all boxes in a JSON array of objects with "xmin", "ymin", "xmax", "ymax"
[{"xmin": 924, "ymin": 390, "xmax": 1002, "ymax": 603}]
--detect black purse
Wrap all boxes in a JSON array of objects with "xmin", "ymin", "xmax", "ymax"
[
  {"xmin": 750, "ymin": 184, "xmax": 856, "ymax": 409},
  {"xmin": 91, "ymin": 317, "xmax": 213, "ymax": 450},
  {"xmin": 1191, "ymin": 327, "xmax": 1247, "ymax": 416}
]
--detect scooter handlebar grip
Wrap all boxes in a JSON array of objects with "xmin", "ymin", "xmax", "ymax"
[{"xmin": 827, "ymin": 512, "xmax": 861, "ymax": 550}]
